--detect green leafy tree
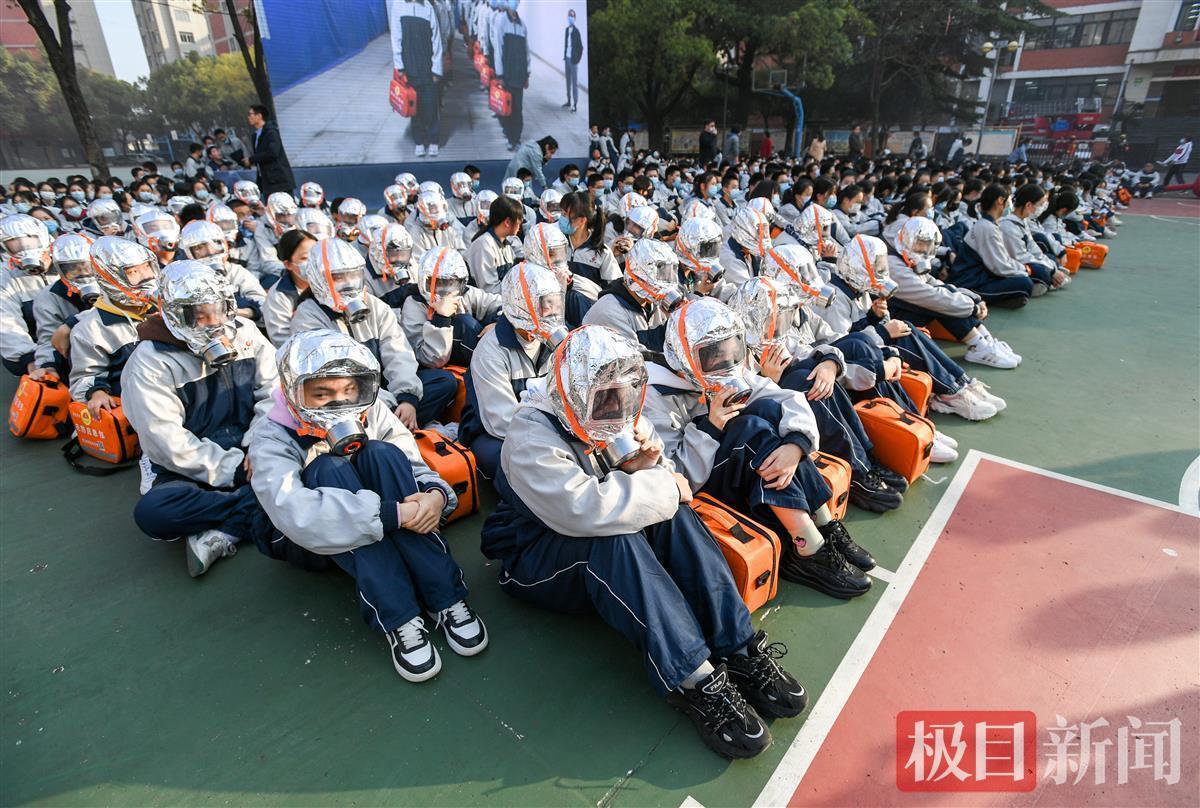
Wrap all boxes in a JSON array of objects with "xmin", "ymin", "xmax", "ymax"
[
  {"xmin": 143, "ymin": 52, "xmax": 257, "ymax": 138},
  {"xmin": 78, "ymin": 70, "xmax": 148, "ymax": 154}
]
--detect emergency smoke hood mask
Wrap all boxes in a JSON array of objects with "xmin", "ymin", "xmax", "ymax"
[
  {"xmin": 417, "ymin": 246, "xmax": 469, "ymax": 317},
  {"xmin": 896, "ymin": 216, "xmax": 941, "ymax": 275},
  {"xmin": 294, "ymin": 208, "xmax": 335, "ymax": 240},
  {"xmin": 369, "ymin": 222, "xmax": 414, "ymax": 283},
  {"xmin": 86, "ymin": 199, "xmax": 124, "ymax": 236},
  {"xmin": 664, "ymin": 297, "xmax": 752, "ymax": 405},
  {"xmin": 450, "ymin": 172, "xmax": 473, "ymax": 200},
  {"xmin": 523, "ymin": 222, "xmax": 570, "ymax": 277},
  {"xmin": 760, "ymin": 243, "xmax": 837, "ymax": 308},
  {"xmin": 674, "ymin": 217, "xmax": 723, "ymax": 286},
  {"xmin": 416, "ymin": 191, "xmax": 450, "ymax": 229},
  {"xmin": 206, "ymin": 204, "xmax": 241, "ymax": 243},
  {"xmin": 729, "ymin": 276, "xmax": 801, "ymax": 355},
  {"xmin": 300, "ymin": 182, "xmax": 325, "ymax": 208},
  {"xmin": 475, "ymin": 190, "xmax": 498, "ymax": 224},
  {"xmin": 539, "ymin": 188, "xmax": 563, "ymax": 222},
  {"xmin": 135, "ymin": 209, "xmax": 181, "ymax": 256},
  {"xmin": 501, "ymin": 177, "xmax": 524, "ymax": 201},
  {"xmin": 159, "ymin": 260, "xmax": 240, "ymax": 366},
  {"xmin": 336, "ymin": 198, "xmax": 367, "ymax": 240},
  {"xmin": 0, "ymin": 213, "xmax": 52, "ymax": 273},
  {"xmin": 52, "ymin": 232, "xmax": 100, "ymax": 303},
  {"xmin": 624, "ymin": 205, "xmax": 661, "ymax": 240},
  {"xmin": 89, "ymin": 236, "xmax": 160, "ymax": 308},
  {"xmin": 730, "ymin": 207, "xmax": 772, "ymax": 256},
  {"xmin": 304, "ymin": 236, "xmax": 370, "ymax": 323},
  {"xmin": 179, "ymin": 219, "xmax": 231, "ymax": 274},
  {"xmin": 233, "ymin": 181, "xmax": 261, "ymax": 206},
  {"xmin": 837, "ymin": 234, "xmax": 897, "ymax": 298},
  {"xmin": 278, "ymin": 328, "xmax": 380, "ymax": 456},
  {"xmin": 625, "ymin": 238, "xmax": 683, "ymax": 310},
  {"xmin": 501, "ymin": 261, "xmax": 568, "ymax": 348},
  {"xmin": 795, "ymin": 204, "xmax": 836, "ymax": 260},
  {"xmin": 265, "ymin": 192, "xmax": 299, "ymax": 237},
  {"xmin": 549, "ymin": 325, "xmax": 648, "ymax": 471}
]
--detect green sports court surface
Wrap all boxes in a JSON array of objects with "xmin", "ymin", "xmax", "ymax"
[{"xmin": 2, "ymin": 201, "xmax": 1198, "ymax": 806}]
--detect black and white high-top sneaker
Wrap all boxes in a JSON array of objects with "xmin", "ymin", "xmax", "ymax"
[
  {"xmin": 721, "ymin": 631, "xmax": 808, "ymax": 719},
  {"xmin": 667, "ymin": 665, "xmax": 772, "ymax": 759},
  {"xmin": 432, "ymin": 600, "xmax": 489, "ymax": 657},
  {"xmin": 387, "ymin": 616, "xmax": 442, "ymax": 682}
]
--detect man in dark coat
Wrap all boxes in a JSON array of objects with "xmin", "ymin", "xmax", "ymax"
[
  {"xmin": 243, "ymin": 104, "xmax": 296, "ymax": 197},
  {"xmin": 698, "ymin": 120, "xmax": 719, "ymax": 167}
]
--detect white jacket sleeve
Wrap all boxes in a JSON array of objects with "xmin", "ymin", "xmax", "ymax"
[
  {"xmin": 642, "ymin": 386, "xmax": 720, "ymax": 492},
  {"xmin": 0, "ymin": 275, "xmax": 36, "ymax": 364},
  {"xmin": 469, "ymin": 334, "xmax": 521, "ymax": 439},
  {"xmin": 965, "ymin": 218, "xmax": 1026, "ymax": 278},
  {"xmin": 401, "ymin": 295, "xmax": 453, "ymax": 368}
]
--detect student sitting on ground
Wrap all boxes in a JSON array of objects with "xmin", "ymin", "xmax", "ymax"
[
  {"xmin": 459, "ymin": 260, "xmax": 566, "ymax": 479},
  {"xmin": 524, "ymin": 221, "xmax": 594, "ymax": 328},
  {"xmin": 0, "ymin": 215, "xmax": 57, "ymax": 377},
  {"xmin": 364, "ymin": 221, "xmax": 416, "ymax": 310},
  {"xmin": 718, "ymin": 206, "xmax": 773, "ymax": 287},
  {"xmin": 481, "ymin": 325, "xmax": 806, "ymax": 760},
  {"xmin": 465, "ymin": 195, "xmax": 523, "ymax": 295},
  {"xmin": 949, "ymin": 184, "xmax": 1048, "ymax": 309},
  {"xmin": 123, "ymin": 261, "xmax": 276, "ymax": 577},
  {"xmin": 178, "ymin": 220, "xmax": 268, "ymax": 324},
  {"xmin": 998, "ymin": 184, "xmax": 1069, "ymax": 295},
  {"xmin": 399, "ymin": 246, "xmax": 501, "ymax": 371},
  {"xmin": 582, "ymin": 238, "xmax": 683, "ymax": 354},
  {"xmin": 262, "ymin": 229, "xmax": 316, "ymax": 347},
  {"xmin": 32, "ymin": 233, "xmax": 100, "ymax": 380},
  {"xmin": 406, "ymin": 190, "xmax": 466, "ymax": 262},
  {"xmin": 645, "ymin": 296, "xmax": 875, "ymax": 599},
  {"xmin": 250, "ymin": 329, "xmax": 486, "ymax": 682}
]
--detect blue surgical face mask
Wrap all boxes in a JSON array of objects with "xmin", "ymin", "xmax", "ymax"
[
  {"xmin": 568, "ymin": 176, "xmax": 580, "ymax": 188},
  {"xmin": 472, "ymin": 179, "xmax": 481, "ymax": 191},
  {"xmin": 673, "ymin": 178, "xmax": 683, "ymax": 191},
  {"xmin": 779, "ymin": 183, "xmax": 792, "ymax": 197},
  {"xmin": 70, "ymin": 191, "xmax": 86, "ymax": 203},
  {"xmin": 706, "ymin": 185, "xmax": 720, "ymax": 199},
  {"xmin": 824, "ymin": 197, "xmax": 837, "ymax": 210},
  {"xmin": 621, "ymin": 184, "xmax": 632, "ymax": 195},
  {"xmin": 44, "ymin": 220, "xmax": 58, "ymax": 235},
  {"xmin": 602, "ymin": 179, "xmax": 613, "ymax": 190},
  {"xmin": 731, "ymin": 189, "xmax": 745, "ymax": 202},
  {"xmin": 99, "ymin": 193, "xmax": 113, "ymax": 200},
  {"xmin": 557, "ymin": 216, "xmax": 576, "ymax": 236},
  {"xmin": 137, "ymin": 192, "xmax": 157, "ymax": 203},
  {"xmin": 15, "ymin": 202, "xmax": 31, "ymax": 214},
  {"xmin": 771, "ymin": 194, "xmax": 781, "ymax": 208},
  {"xmin": 196, "ymin": 189, "xmax": 211, "ymax": 201}
]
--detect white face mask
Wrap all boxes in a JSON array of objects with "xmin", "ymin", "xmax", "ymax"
[{"xmin": 849, "ymin": 203, "xmax": 861, "ymax": 216}]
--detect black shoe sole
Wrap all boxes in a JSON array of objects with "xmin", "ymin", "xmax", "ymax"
[
  {"xmin": 665, "ymin": 694, "xmax": 773, "ymax": 759},
  {"xmin": 849, "ymin": 490, "xmax": 903, "ymax": 513},
  {"xmin": 780, "ymin": 564, "xmax": 872, "ymax": 599}
]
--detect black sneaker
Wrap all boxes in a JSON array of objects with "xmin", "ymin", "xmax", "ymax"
[
  {"xmin": 850, "ymin": 470, "xmax": 903, "ymax": 513},
  {"xmin": 820, "ymin": 519, "xmax": 876, "ymax": 571},
  {"xmin": 869, "ymin": 458, "xmax": 909, "ymax": 492},
  {"xmin": 431, "ymin": 599, "xmax": 489, "ymax": 657},
  {"xmin": 780, "ymin": 541, "xmax": 872, "ymax": 599},
  {"xmin": 386, "ymin": 617, "xmax": 442, "ymax": 682},
  {"xmin": 721, "ymin": 631, "xmax": 807, "ymax": 719},
  {"xmin": 666, "ymin": 665, "xmax": 772, "ymax": 759}
]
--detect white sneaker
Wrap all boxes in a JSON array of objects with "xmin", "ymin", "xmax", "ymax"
[
  {"xmin": 387, "ymin": 616, "xmax": 442, "ymax": 682},
  {"xmin": 1145, "ymin": 192, "xmax": 1154, "ymax": 199},
  {"xmin": 964, "ymin": 338, "xmax": 1019, "ymax": 369},
  {"xmin": 1108, "ymin": 215, "xmax": 1122, "ymax": 226},
  {"xmin": 931, "ymin": 433, "xmax": 959, "ymax": 463},
  {"xmin": 415, "ymin": 144, "xmax": 426, "ymax": 157},
  {"xmin": 185, "ymin": 529, "xmax": 237, "ymax": 577},
  {"xmin": 432, "ymin": 600, "xmax": 488, "ymax": 656},
  {"xmin": 428, "ymin": 144, "xmax": 439, "ymax": 157},
  {"xmin": 929, "ymin": 386, "xmax": 998, "ymax": 421},
  {"xmin": 138, "ymin": 455, "xmax": 157, "ymax": 495},
  {"xmin": 934, "ymin": 430, "xmax": 958, "ymax": 449},
  {"xmin": 992, "ymin": 338, "xmax": 1021, "ymax": 364},
  {"xmin": 967, "ymin": 378, "xmax": 1007, "ymax": 412},
  {"xmin": 1103, "ymin": 227, "xmax": 1117, "ymax": 238}
]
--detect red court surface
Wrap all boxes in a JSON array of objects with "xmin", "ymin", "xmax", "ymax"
[
  {"xmin": 1123, "ymin": 195, "xmax": 1200, "ymax": 218},
  {"xmin": 775, "ymin": 455, "xmax": 1199, "ymax": 807}
]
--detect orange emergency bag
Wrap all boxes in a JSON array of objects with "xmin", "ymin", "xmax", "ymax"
[
  {"xmin": 899, "ymin": 367, "xmax": 933, "ymax": 417},
  {"xmin": 68, "ymin": 399, "xmax": 140, "ymax": 464},
  {"xmin": 389, "ymin": 70, "xmax": 417, "ymax": 117},
  {"xmin": 8, "ymin": 374, "xmax": 72, "ymax": 439},
  {"xmin": 922, "ymin": 320, "xmax": 958, "ymax": 343},
  {"xmin": 853, "ymin": 397, "xmax": 935, "ymax": 484},
  {"xmin": 1062, "ymin": 246, "xmax": 1082, "ymax": 274},
  {"xmin": 689, "ymin": 493, "xmax": 780, "ymax": 612},
  {"xmin": 488, "ymin": 80, "xmax": 511, "ymax": 117},
  {"xmin": 1077, "ymin": 241, "xmax": 1108, "ymax": 269},
  {"xmin": 441, "ymin": 364, "xmax": 468, "ymax": 423},
  {"xmin": 412, "ymin": 429, "xmax": 479, "ymax": 524},
  {"xmin": 810, "ymin": 451, "xmax": 851, "ymax": 522}
]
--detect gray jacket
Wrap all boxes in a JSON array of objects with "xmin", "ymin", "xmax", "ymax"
[
  {"xmin": 963, "ymin": 216, "xmax": 1026, "ymax": 278},
  {"xmin": 291, "ymin": 295, "xmax": 423, "ymax": 408},
  {"xmin": 999, "ymin": 213, "xmax": 1050, "ymax": 267},
  {"xmin": 465, "ymin": 324, "xmax": 552, "ymax": 440},
  {"xmin": 405, "ymin": 219, "xmax": 467, "ymax": 263},
  {"xmin": 262, "ymin": 274, "xmax": 306, "ymax": 347},
  {"xmin": 465, "ymin": 229, "xmax": 517, "ymax": 294},
  {"xmin": 886, "ymin": 254, "xmax": 979, "ymax": 318},
  {"xmin": 247, "ymin": 224, "xmax": 283, "ymax": 281},
  {"xmin": 67, "ymin": 306, "xmax": 141, "ymax": 402},
  {"xmin": 580, "ymin": 286, "xmax": 667, "ymax": 347},
  {"xmin": 249, "ymin": 396, "xmax": 455, "ymax": 555},
  {"xmin": 831, "ymin": 207, "xmax": 882, "ymax": 242},
  {"xmin": 122, "ymin": 318, "xmax": 276, "ymax": 488},
  {"xmin": 0, "ymin": 268, "xmax": 52, "ymax": 366},
  {"xmin": 642, "ymin": 362, "xmax": 820, "ymax": 492},
  {"xmin": 32, "ymin": 281, "xmax": 84, "ymax": 369},
  {"xmin": 500, "ymin": 381, "xmax": 681, "ymax": 537},
  {"xmin": 399, "ymin": 286, "xmax": 500, "ymax": 368}
]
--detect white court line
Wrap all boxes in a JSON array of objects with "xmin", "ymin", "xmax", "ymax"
[
  {"xmin": 678, "ymin": 797, "xmax": 706, "ymax": 808},
  {"xmin": 752, "ymin": 450, "xmax": 1196, "ymax": 808},
  {"xmin": 1180, "ymin": 456, "xmax": 1200, "ymax": 516},
  {"xmin": 865, "ymin": 565, "xmax": 895, "ymax": 584},
  {"xmin": 1147, "ymin": 214, "xmax": 1200, "ymax": 225}
]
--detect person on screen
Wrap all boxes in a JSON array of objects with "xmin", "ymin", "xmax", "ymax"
[
  {"xmin": 491, "ymin": 0, "xmax": 532, "ymax": 151},
  {"xmin": 390, "ymin": 0, "xmax": 444, "ymax": 159},
  {"xmin": 562, "ymin": 7, "xmax": 583, "ymax": 112}
]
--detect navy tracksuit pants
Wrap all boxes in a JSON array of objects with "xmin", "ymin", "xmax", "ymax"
[
  {"xmin": 134, "ymin": 469, "xmax": 266, "ymax": 544},
  {"xmin": 779, "ymin": 356, "xmax": 875, "ymax": 476},
  {"xmin": 887, "ymin": 298, "xmax": 981, "ymax": 342},
  {"xmin": 831, "ymin": 333, "xmax": 923, "ymax": 415},
  {"xmin": 700, "ymin": 398, "xmax": 832, "ymax": 520},
  {"xmin": 467, "ymin": 433, "xmax": 503, "ymax": 480},
  {"xmin": 415, "ymin": 367, "xmax": 459, "ymax": 427},
  {"xmin": 483, "ymin": 474, "xmax": 754, "ymax": 695},
  {"xmin": 883, "ymin": 327, "xmax": 969, "ymax": 395},
  {"xmin": 257, "ymin": 440, "xmax": 468, "ymax": 633}
]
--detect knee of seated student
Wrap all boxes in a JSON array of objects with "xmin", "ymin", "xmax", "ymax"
[
  {"xmin": 739, "ymin": 396, "xmax": 784, "ymax": 425},
  {"xmin": 418, "ymin": 368, "xmax": 458, "ymax": 407},
  {"xmin": 300, "ymin": 451, "xmax": 358, "ymax": 489},
  {"xmin": 133, "ymin": 482, "xmax": 194, "ymax": 540}
]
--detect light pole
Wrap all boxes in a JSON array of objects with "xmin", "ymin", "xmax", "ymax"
[{"xmin": 978, "ymin": 39, "xmax": 1020, "ymax": 155}]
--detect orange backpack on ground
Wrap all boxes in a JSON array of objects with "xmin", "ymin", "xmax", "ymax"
[
  {"xmin": 689, "ymin": 493, "xmax": 780, "ymax": 612},
  {"xmin": 810, "ymin": 451, "xmax": 851, "ymax": 522},
  {"xmin": 441, "ymin": 364, "xmax": 468, "ymax": 423},
  {"xmin": 922, "ymin": 320, "xmax": 958, "ymax": 342},
  {"xmin": 1077, "ymin": 241, "xmax": 1108, "ymax": 269},
  {"xmin": 412, "ymin": 430, "xmax": 479, "ymax": 524},
  {"xmin": 8, "ymin": 375, "xmax": 72, "ymax": 440},
  {"xmin": 389, "ymin": 70, "xmax": 417, "ymax": 117},
  {"xmin": 853, "ymin": 397, "xmax": 935, "ymax": 484},
  {"xmin": 899, "ymin": 368, "xmax": 933, "ymax": 416},
  {"xmin": 68, "ymin": 400, "xmax": 140, "ymax": 464},
  {"xmin": 1062, "ymin": 246, "xmax": 1082, "ymax": 273},
  {"xmin": 488, "ymin": 80, "xmax": 511, "ymax": 117}
]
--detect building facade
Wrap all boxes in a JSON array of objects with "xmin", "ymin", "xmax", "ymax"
[
  {"xmin": 2, "ymin": 0, "xmax": 117, "ymax": 78},
  {"xmin": 131, "ymin": 0, "xmax": 216, "ymax": 71}
]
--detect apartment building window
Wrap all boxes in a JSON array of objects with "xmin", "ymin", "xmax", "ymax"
[
  {"xmin": 1176, "ymin": 2, "xmax": 1200, "ymax": 32},
  {"xmin": 179, "ymin": 31, "xmax": 195, "ymax": 43},
  {"xmin": 174, "ymin": 9, "xmax": 190, "ymax": 22},
  {"xmin": 1025, "ymin": 10, "xmax": 1138, "ymax": 50}
]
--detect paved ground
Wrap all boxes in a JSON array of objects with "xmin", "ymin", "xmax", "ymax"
[
  {"xmin": 1, "ymin": 206, "xmax": 1197, "ymax": 806},
  {"xmin": 274, "ymin": 33, "xmax": 589, "ymax": 168}
]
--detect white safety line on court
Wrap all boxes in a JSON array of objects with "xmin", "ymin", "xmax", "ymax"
[
  {"xmin": 1179, "ymin": 456, "xmax": 1200, "ymax": 516},
  {"xmin": 865, "ymin": 565, "xmax": 895, "ymax": 584},
  {"xmin": 678, "ymin": 796, "xmax": 705, "ymax": 808},
  {"xmin": 1147, "ymin": 214, "xmax": 1200, "ymax": 224},
  {"xmin": 751, "ymin": 450, "xmax": 1197, "ymax": 808}
]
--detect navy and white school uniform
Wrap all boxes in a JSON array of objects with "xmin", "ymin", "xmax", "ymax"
[
  {"xmin": 458, "ymin": 316, "xmax": 553, "ymax": 478},
  {"xmin": 399, "ymin": 284, "xmax": 501, "ymax": 369},
  {"xmin": 32, "ymin": 279, "xmax": 87, "ymax": 377},
  {"xmin": 480, "ymin": 382, "xmax": 755, "ymax": 696},
  {"xmin": 0, "ymin": 267, "xmax": 52, "ymax": 376},
  {"xmin": 405, "ymin": 220, "xmax": 467, "ymax": 263},
  {"xmin": 249, "ymin": 394, "xmax": 465, "ymax": 632},
  {"xmin": 717, "ymin": 238, "xmax": 760, "ymax": 288},
  {"xmin": 465, "ymin": 229, "xmax": 517, "ymax": 294},
  {"xmin": 247, "ymin": 224, "xmax": 284, "ymax": 283},
  {"xmin": 999, "ymin": 213, "xmax": 1056, "ymax": 290},
  {"xmin": 123, "ymin": 316, "xmax": 275, "ymax": 545},
  {"xmin": 226, "ymin": 263, "xmax": 268, "ymax": 323},
  {"xmin": 448, "ymin": 196, "xmax": 478, "ymax": 228},
  {"xmin": 262, "ymin": 274, "xmax": 310, "ymax": 347},
  {"xmin": 364, "ymin": 255, "xmax": 415, "ymax": 311},
  {"xmin": 815, "ymin": 277, "xmax": 970, "ymax": 398},
  {"xmin": 947, "ymin": 215, "xmax": 1036, "ymax": 307},
  {"xmin": 290, "ymin": 294, "xmax": 456, "ymax": 427},
  {"xmin": 581, "ymin": 279, "xmax": 668, "ymax": 354},
  {"xmin": 642, "ymin": 364, "xmax": 832, "ymax": 524},
  {"xmin": 884, "ymin": 252, "xmax": 983, "ymax": 341},
  {"xmin": 67, "ymin": 304, "xmax": 143, "ymax": 402}
]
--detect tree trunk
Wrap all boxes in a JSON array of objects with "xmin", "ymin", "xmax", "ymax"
[
  {"xmin": 225, "ymin": 0, "xmax": 276, "ymax": 118},
  {"xmin": 732, "ymin": 41, "xmax": 759, "ymax": 130},
  {"xmin": 19, "ymin": 0, "xmax": 110, "ymax": 181}
]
